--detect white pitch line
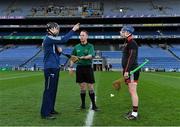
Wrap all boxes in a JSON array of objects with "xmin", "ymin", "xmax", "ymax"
[
  {"xmin": 84, "ymin": 72, "xmax": 100, "ymax": 127},
  {"xmin": 0, "ymin": 73, "xmax": 42, "ymax": 81},
  {"xmin": 145, "ymin": 72, "xmax": 180, "ymax": 79},
  {"xmin": 85, "ymin": 97, "xmax": 96, "ymax": 127},
  {"xmin": 0, "ymin": 72, "xmax": 30, "ymax": 77}
]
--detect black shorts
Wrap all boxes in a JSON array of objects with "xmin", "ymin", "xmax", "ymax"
[
  {"xmin": 123, "ymin": 69, "xmax": 140, "ymax": 84},
  {"xmin": 76, "ymin": 65, "xmax": 95, "ymax": 84}
]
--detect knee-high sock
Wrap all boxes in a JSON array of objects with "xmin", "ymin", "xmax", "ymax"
[
  {"xmin": 80, "ymin": 90, "xmax": 86, "ymax": 107},
  {"xmin": 89, "ymin": 90, "xmax": 96, "ymax": 107}
]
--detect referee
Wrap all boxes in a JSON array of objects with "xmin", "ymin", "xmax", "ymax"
[
  {"xmin": 120, "ymin": 25, "xmax": 140, "ymax": 120},
  {"xmin": 70, "ymin": 30, "xmax": 99, "ymax": 111},
  {"xmin": 41, "ymin": 22, "xmax": 80, "ymax": 119}
]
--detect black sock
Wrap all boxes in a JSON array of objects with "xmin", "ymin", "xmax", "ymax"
[
  {"xmin": 89, "ymin": 90, "xmax": 96, "ymax": 108},
  {"xmin": 80, "ymin": 90, "xmax": 86, "ymax": 107},
  {"xmin": 133, "ymin": 106, "xmax": 138, "ymax": 112}
]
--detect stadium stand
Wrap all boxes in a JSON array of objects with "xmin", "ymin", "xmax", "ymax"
[
  {"xmin": 101, "ymin": 51, "xmax": 122, "ymax": 69},
  {"xmin": 0, "ymin": 45, "xmax": 179, "ymax": 71},
  {"xmin": 103, "ymin": 0, "xmax": 180, "ymax": 17},
  {"xmin": 170, "ymin": 45, "xmax": 180, "ymax": 57},
  {"xmin": 0, "ymin": 46, "xmax": 39, "ymax": 68},
  {"xmin": 101, "ymin": 45, "xmax": 180, "ymax": 71},
  {"xmin": 0, "ymin": 0, "xmax": 180, "ymax": 17},
  {"xmin": 0, "ymin": 1, "xmax": 179, "ymax": 72},
  {"xmin": 1, "ymin": 31, "xmax": 180, "ymax": 37},
  {"xmin": 0, "ymin": 0, "xmax": 103, "ymax": 17},
  {"xmin": 25, "ymin": 50, "xmax": 44, "ymax": 69},
  {"xmin": 138, "ymin": 45, "xmax": 180, "ymax": 71}
]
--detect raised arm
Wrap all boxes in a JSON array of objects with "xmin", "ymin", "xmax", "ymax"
[{"xmin": 46, "ymin": 23, "xmax": 80, "ymax": 44}]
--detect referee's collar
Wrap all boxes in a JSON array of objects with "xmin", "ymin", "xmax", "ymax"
[{"xmin": 80, "ymin": 42, "xmax": 88, "ymax": 46}]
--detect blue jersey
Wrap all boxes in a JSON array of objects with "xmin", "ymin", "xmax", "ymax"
[{"xmin": 43, "ymin": 30, "xmax": 75, "ymax": 69}]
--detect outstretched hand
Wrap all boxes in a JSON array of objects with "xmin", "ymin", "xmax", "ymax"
[{"xmin": 72, "ymin": 23, "xmax": 80, "ymax": 31}]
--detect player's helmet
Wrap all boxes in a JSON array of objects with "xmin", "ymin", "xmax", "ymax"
[
  {"xmin": 121, "ymin": 25, "xmax": 134, "ymax": 34},
  {"xmin": 47, "ymin": 22, "xmax": 59, "ymax": 30},
  {"xmin": 46, "ymin": 22, "xmax": 59, "ymax": 36}
]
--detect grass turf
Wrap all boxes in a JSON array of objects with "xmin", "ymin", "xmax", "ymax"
[{"xmin": 0, "ymin": 71, "xmax": 180, "ymax": 126}]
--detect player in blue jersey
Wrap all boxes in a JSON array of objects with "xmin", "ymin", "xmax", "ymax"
[{"xmin": 41, "ymin": 22, "xmax": 80, "ymax": 119}]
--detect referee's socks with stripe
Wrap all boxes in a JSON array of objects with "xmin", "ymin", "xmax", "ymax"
[
  {"xmin": 89, "ymin": 90, "xmax": 98, "ymax": 111},
  {"xmin": 80, "ymin": 90, "xmax": 86, "ymax": 109}
]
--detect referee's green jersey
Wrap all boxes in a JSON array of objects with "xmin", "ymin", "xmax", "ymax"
[{"xmin": 72, "ymin": 43, "xmax": 95, "ymax": 65}]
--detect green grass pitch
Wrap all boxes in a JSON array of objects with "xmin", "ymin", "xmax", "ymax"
[{"xmin": 0, "ymin": 71, "xmax": 180, "ymax": 126}]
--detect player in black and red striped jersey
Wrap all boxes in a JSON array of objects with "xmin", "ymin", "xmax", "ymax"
[{"xmin": 120, "ymin": 25, "xmax": 140, "ymax": 120}]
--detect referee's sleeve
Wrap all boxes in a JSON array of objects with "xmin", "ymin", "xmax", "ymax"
[{"xmin": 88, "ymin": 45, "xmax": 95, "ymax": 56}]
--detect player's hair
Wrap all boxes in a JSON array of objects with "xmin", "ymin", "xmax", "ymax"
[{"xmin": 80, "ymin": 30, "xmax": 88, "ymax": 35}]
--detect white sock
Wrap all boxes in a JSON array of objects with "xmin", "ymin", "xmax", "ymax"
[{"xmin": 131, "ymin": 112, "xmax": 138, "ymax": 117}]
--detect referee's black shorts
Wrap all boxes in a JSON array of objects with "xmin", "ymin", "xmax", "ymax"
[{"xmin": 76, "ymin": 65, "xmax": 95, "ymax": 84}]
